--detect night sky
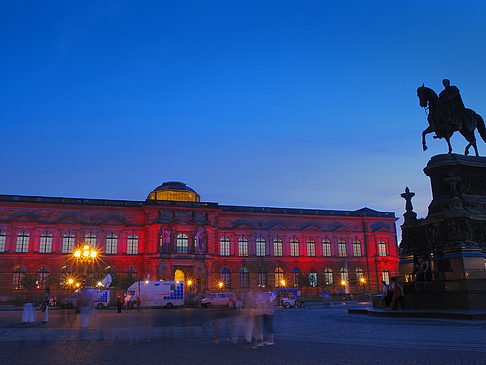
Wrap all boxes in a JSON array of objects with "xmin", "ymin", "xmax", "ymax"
[{"xmin": 2, "ymin": 1, "xmax": 486, "ymax": 236}]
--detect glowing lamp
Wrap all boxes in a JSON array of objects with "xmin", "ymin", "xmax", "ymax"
[
  {"xmin": 75, "ymin": 283, "xmax": 80, "ymax": 287},
  {"xmin": 74, "ymin": 251, "xmax": 81, "ymax": 258},
  {"xmin": 218, "ymin": 282, "xmax": 223, "ymax": 288},
  {"xmin": 187, "ymin": 280, "xmax": 192, "ymax": 286},
  {"xmin": 84, "ymin": 245, "xmax": 89, "ymax": 250},
  {"xmin": 145, "ymin": 280, "xmax": 149, "ymax": 284},
  {"xmin": 360, "ymin": 277, "xmax": 366, "ymax": 283},
  {"xmin": 97, "ymin": 282, "xmax": 103, "ymax": 287},
  {"xmin": 91, "ymin": 251, "xmax": 97, "ymax": 258},
  {"xmin": 341, "ymin": 280, "xmax": 346, "ymax": 286},
  {"xmin": 68, "ymin": 279, "xmax": 74, "ymax": 285},
  {"xmin": 280, "ymin": 280, "xmax": 286, "ymax": 286},
  {"xmin": 83, "ymin": 250, "xmax": 89, "ymax": 257}
]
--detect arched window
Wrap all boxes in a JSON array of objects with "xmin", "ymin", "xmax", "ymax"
[
  {"xmin": 62, "ymin": 232, "xmax": 75, "ymax": 253},
  {"xmin": 0, "ymin": 230, "xmax": 6, "ymax": 252},
  {"xmin": 257, "ymin": 267, "xmax": 267, "ymax": 287},
  {"xmin": 382, "ymin": 268, "xmax": 390, "ymax": 285},
  {"xmin": 353, "ymin": 239, "xmax": 362, "ymax": 257},
  {"xmin": 292, "ymin": 268, "xmax": 301, "ymax": 287},
  {"xmin": 378, "ymin": 240, "xmax": 387, "ymax": 256},
  {"xmin": 355, "ymin": 267, "xmax": 364, "ymax": 278},
  {"xmin": 106, "ymin": 233, "xmax": 118, "ymax": 254},
  {"xmin": 127, "ymin": 234, "xmax": 139, "ymax": 254},
  {"xmin": 238, "ymin": 236, "xmax": 248, "ymax": 256},
  {"xmin": 126, "ymin": 266, "xmax": 137, "ymax": 280},
  {"xmin": 324, "ymin": 268, "xmax": 333, "ymax": 285},
  {"xmin": 275, "ymin": 267, "xmax": 284, "ymax": 287},
  {"xmin": 174, "ymin": 269, "xmax": 185, "ymax": 282},
  {"xmin": 338, "ymin": 239, "xmax": 347, "ymax": 257},
  {"xmin": 220, "ymin": 236, "xmax": 230, "ymax": 256},
  {"xmin": 16, "ymin": 231, "xmax": 29, "ymax": 252},
  {"xmin": 239, "ymin": 267, "xmax": 249, "ymax": 288},
  {"xmin": 176, "ymin": 233, "xmax": 188, "ymax": 253},
  {"xmin": 290, "ymin": 238, "xmax": 299, "ymax": 256},
  {"xmin": 340, "ymin": 267, "xmax": 348, "ymax": 281},
  {"xmin": 221, "ymin": 267, "xmax": 231, "ymax": 288},
  {"xmin": 322, "ymin": 239, "xmax": 331, "ymax": 256},
  {"xmin": 85, "ymin": 232, "xmax": 97, "ymax": 247},
  {"xmin": 37, "ymin": 266, "xmax": 50, "ymax": 289},
  {"xmin": 307, "ymin": 239, "xmax": 316, "ymax": 257},
  {"xmin": 39, "ymin": 231, "xmax": 53, "ymax": 253},
  {"xmin": 273, "ymin": 238, "xmax": 283, "ymax": 257},
  {"xmin": 309, "ymin": 271, "xmax": 318, "ymax": 287},
  {"xmin": 256, "ymin": 237, "xmax": 266, "ymax": 256},
  {"xmin": 13, "ymin": 266, "xmax": 26, "ymax": 289}
]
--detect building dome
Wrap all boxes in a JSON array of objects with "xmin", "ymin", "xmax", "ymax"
[{"xmin": 147, "ymin": 181, "xmax": 200, "ymax": 202}]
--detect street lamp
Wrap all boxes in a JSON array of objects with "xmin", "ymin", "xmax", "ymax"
[
  {"xmin": 73, "ymin": 244, "xmax": 98, "ymax": 287},
  {"xmin": 218, "ymin": 282, "xmax": 224, "ymax": 292},
  {"xmin": 280, "ymin": 279, "xmax": 286, "ymax": 287},
  {"xmin": 359, "ymin": 277, "xmax": 366, "ymax": 299}
]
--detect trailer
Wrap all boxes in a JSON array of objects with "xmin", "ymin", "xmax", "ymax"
[{"xmin": 127, "ymin": 280, "xmax": 184, "ymax": 308}]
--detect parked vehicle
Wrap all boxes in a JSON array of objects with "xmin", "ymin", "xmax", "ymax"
[
  {"xmin": 201, "ymin": 292, "xmax": 236, "ymax": 307},
  {"xmin": 61, "ymin": 288, "xmax": 110, "ymax": 309},
  {"xmin": 127, "ymin": 280, "xmax": 184, "ymax": 308},
  {"xmin": 276, "ymin": 288, "xmax": 301, "ymax": 308}
]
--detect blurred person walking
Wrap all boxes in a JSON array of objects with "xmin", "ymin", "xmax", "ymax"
[{"xmin": 22, "ymin": 291, "xmax": 34, "ymax": 324}]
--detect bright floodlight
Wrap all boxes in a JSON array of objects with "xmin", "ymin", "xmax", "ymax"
[
  {"xmin": 68, "ymin": 278, "xmax": 74, "ymax": 284},
  {"xmin": 145, "ymin": 280, "xmax": 149, "ymax": 284},
  {"xmin": 74, "ymin": 251, "xmax": 81, "ymax": 258},
  {"xmin": 91, "ymin": 251, "xmax": 97, "ymax": 258},
  {"xmin": 83, "ymin": 250, "xmax": 89, "ymax": 257},
  {"xmin": 97, "ymin": 281, "xmax": 103, "ymax": 287}
]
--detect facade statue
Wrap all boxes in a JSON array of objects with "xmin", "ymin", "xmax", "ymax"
[{"xmin": 417, "ymin": 80, "xmax": 486, "ymax": 156}]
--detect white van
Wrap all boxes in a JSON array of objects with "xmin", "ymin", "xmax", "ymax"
[
  {"xmin": 61, "ymin": 288, "xmax": 110, "ymax": 309},
  {"xmin": 201, "ymin": 292, "xmax": 236, "ymax": 308},
  {"xmin": 127, "ymin": 280, "xmax": 184, "ymax": 308}
]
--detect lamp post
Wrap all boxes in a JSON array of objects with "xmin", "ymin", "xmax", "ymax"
[
  {"xmin": 73, "ymin": 244, "xmax": 97, "ymax": 287},
  {"xmin": 360, "ymin": 277, "xmax": 366, "ymax": 300}
]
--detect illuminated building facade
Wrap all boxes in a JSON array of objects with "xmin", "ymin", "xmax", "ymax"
[{"xmin": 0, "ymin": 182, "xmax": 398, "ymax": 294}]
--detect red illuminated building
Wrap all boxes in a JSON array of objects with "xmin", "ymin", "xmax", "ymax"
[{"xmin": 0, "ymin": 182, "xmax": 398, "ymax": 294}]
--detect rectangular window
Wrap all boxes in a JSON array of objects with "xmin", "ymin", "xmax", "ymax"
[
  {"xmin": 0, "ymin": 232, "xmax": 5, "ymax": 252},
  {"xmin": 378, "ymin": 242, "xmax": 387, "ymax": 256},
  {"xmin": 322, "ymin": 241, "xmax": 331, "ymax": 256},
  {"xmin": 238, "ymin": 238, "xmax": 248, "ymax": 256},
  {"xmin": 256, "ymin": 238, "xmax": 265, "ymax": 256},
  {"xmin": 353, "ymin": 242, "xmax": 362, "ymax": 257},
  {"xmin": 220, "ymin": 237, "xmax": 230, "ymax": 256},
  {"xmin": 307, "ymin": 240, "xmax": 316, "ymax": 256},
  {"xmin": 338, "ymin": 241, "xmax": 347, "ymax": 257},
  {"xmin": 273, "ymin": 239, "xmax": 283, "ymax": 256},
  {"xmin": 290, "ymin": 240, "xmax": 299, "ymax": 256}
]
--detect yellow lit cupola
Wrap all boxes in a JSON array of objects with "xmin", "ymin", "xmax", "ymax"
[{"xmin": 147, "ymin": 181, "xmax": 200, "ymax": 202}]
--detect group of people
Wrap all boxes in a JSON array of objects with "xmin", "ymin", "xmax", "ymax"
[
  {"xmin": 213, "ymin": 288, "xmax": 275, "ymax": 348},
  {"xmin": 379, "ymin": 279, "xmax": 404, "ymax": 310},
  {"xmin": 116, "ymin": 293, "xmax": 141, "ymax": 313}
]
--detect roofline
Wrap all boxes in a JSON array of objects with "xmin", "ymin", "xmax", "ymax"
[{"xmin": 0, "ymin": 194, "xmax": 396, "ymax": 218}]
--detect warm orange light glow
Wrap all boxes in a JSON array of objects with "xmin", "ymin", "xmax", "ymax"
[
  {"xmin": 341, "ymin": 280, "xmax": 346, "ymax": 286},
  {"xmin": 75, "ymin": 283, "xmax": 80, "ymax": 287},
  {"xmin": 280, "ymin": 280, "xmax": 286, "ymax": 286},
  {"xmin": 68, "ymin": 278, "xmax": 74, "ymax": 285},
  {"xmin": 83, "ymin": 250, "xmax": 89, "ymax": 257},
  {"xmin": 91, "ymin": 251, "xmax": 97, "ymax": 258},
  {"xmin": 360, "ymin": 277, "xmax": 366, "ymax": 283},
  {"xmin": 218, "ymin": 282, "xmax": 224, "ymax": 288},
  {"xmin": 84, "ymin": 245, "xmax": 89, "ymax": 250},
  {"xmin": 187, "ymin": 280, "xmax": 192, "ymax": 286},
  {"xmin": 74, "ymin": 251, "xmax": 81, "ymax": 258}
]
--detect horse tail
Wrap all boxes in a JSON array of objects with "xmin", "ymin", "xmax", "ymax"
[{"xmin": 477, "ymin": 114, "xmax": 486, "ymax": 143}]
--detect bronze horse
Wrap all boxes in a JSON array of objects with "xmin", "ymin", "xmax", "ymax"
[{"xmin": 417, "ymin": 85, "xmax": 486, "ymax": 156}]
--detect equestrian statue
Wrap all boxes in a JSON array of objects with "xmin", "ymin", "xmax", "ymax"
[{"xmin": 417, "ymin": 79, "xmax": 486, "ymax": 156}]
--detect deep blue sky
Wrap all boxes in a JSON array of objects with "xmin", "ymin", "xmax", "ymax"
[{"xmin": 2, "ymin": 1, "xmax": 486, "ymax": 235}]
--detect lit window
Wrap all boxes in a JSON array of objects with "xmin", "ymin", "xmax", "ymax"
[
  {"xmin": 16, "ymin": 231, "xmax": 29, "ymax": 253},
  {"xmin": 290, "ymin": 238, "xmax": 300, "ymax": 256},
  {"xmin": 127, "ymin": 234, "xmax": 139, "ymax": 254},
  {"xmin": 324, "ymin": 268, "xmax": 333, "ymax": 285},
  {"xmin": 256, "ymin": 237, "xmax": 266, "ymax": 256},
  {"xmin": 221, "ymin": 268, "xmax": 231, "ymax": 288},
  {"xmin": 309, "ymin": 272, "xmax": 318, "ymax": 287},
  {"xmin": 238, "ymin": 236, "xmax": 248, "ymax": 256},
  {"xmin": 307, "ymin": 239, "xmax": 316, "ymax": 256},
  {"xmin": 322, "ymin": 239, "xmax": 331, "ymax": 256},
  {"xmin": 340, "ymin": 267, "xmax": 348, "ymax": 281},
  {"xmin": 355, "ymin": 267, "xmax": 364, "ymax": 278},
  {"xmin": 338, "ymin": 239, "xmax": 347, "ymax": 257},
  {"xmin": 62, "ymin": 232, "xmax": 75, "ymax": 253},
  {"xmin": 0, "ymin": 230, "xmax": 6, "ymax": 252},
  {"xmin": 273, "ymin": 238, "xmax": 283, "ymax": 257},
  {"xmin": 353, "ymin": 240, "xmax": 362, "ymax": 257},
  {"xmin": 239, "ymin": 267, "xmax": 249, "ymax": 288},
  {"xmin": 106, "ymin": 233, "xmax": 118, "ymax": 254},
  {"xmin": 220, "ymin": 236, "xmax": 230, "ymax": 256},
  {"xmin": 382, "ymin": 269, "xmax": 390, "ymax": 285},
  {"xmin": 257, "ymin": 267, "xmax": 267, "ymax": 287},
  {"xmin": 378, "ymin": 240, "xmax": 387, "ymax": 256},
  {"xmin": 85, "ymin": 232, "xmax": 97, "ymax": 246},
  {"xmin": 275, "ymin": 267, "xmax": 284, "ymax": 287},
  {"xmin": 39, "ymin": 231, "xmax": 53, "ymax": 253},
  {"xmin": 176, "ymin": 233, "xmax": 188, "ymax": 253}
]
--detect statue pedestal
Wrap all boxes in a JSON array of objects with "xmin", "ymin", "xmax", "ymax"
[{"xmin": 390, "ymin": 154, "xmax": 486, "ymax": 310}]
